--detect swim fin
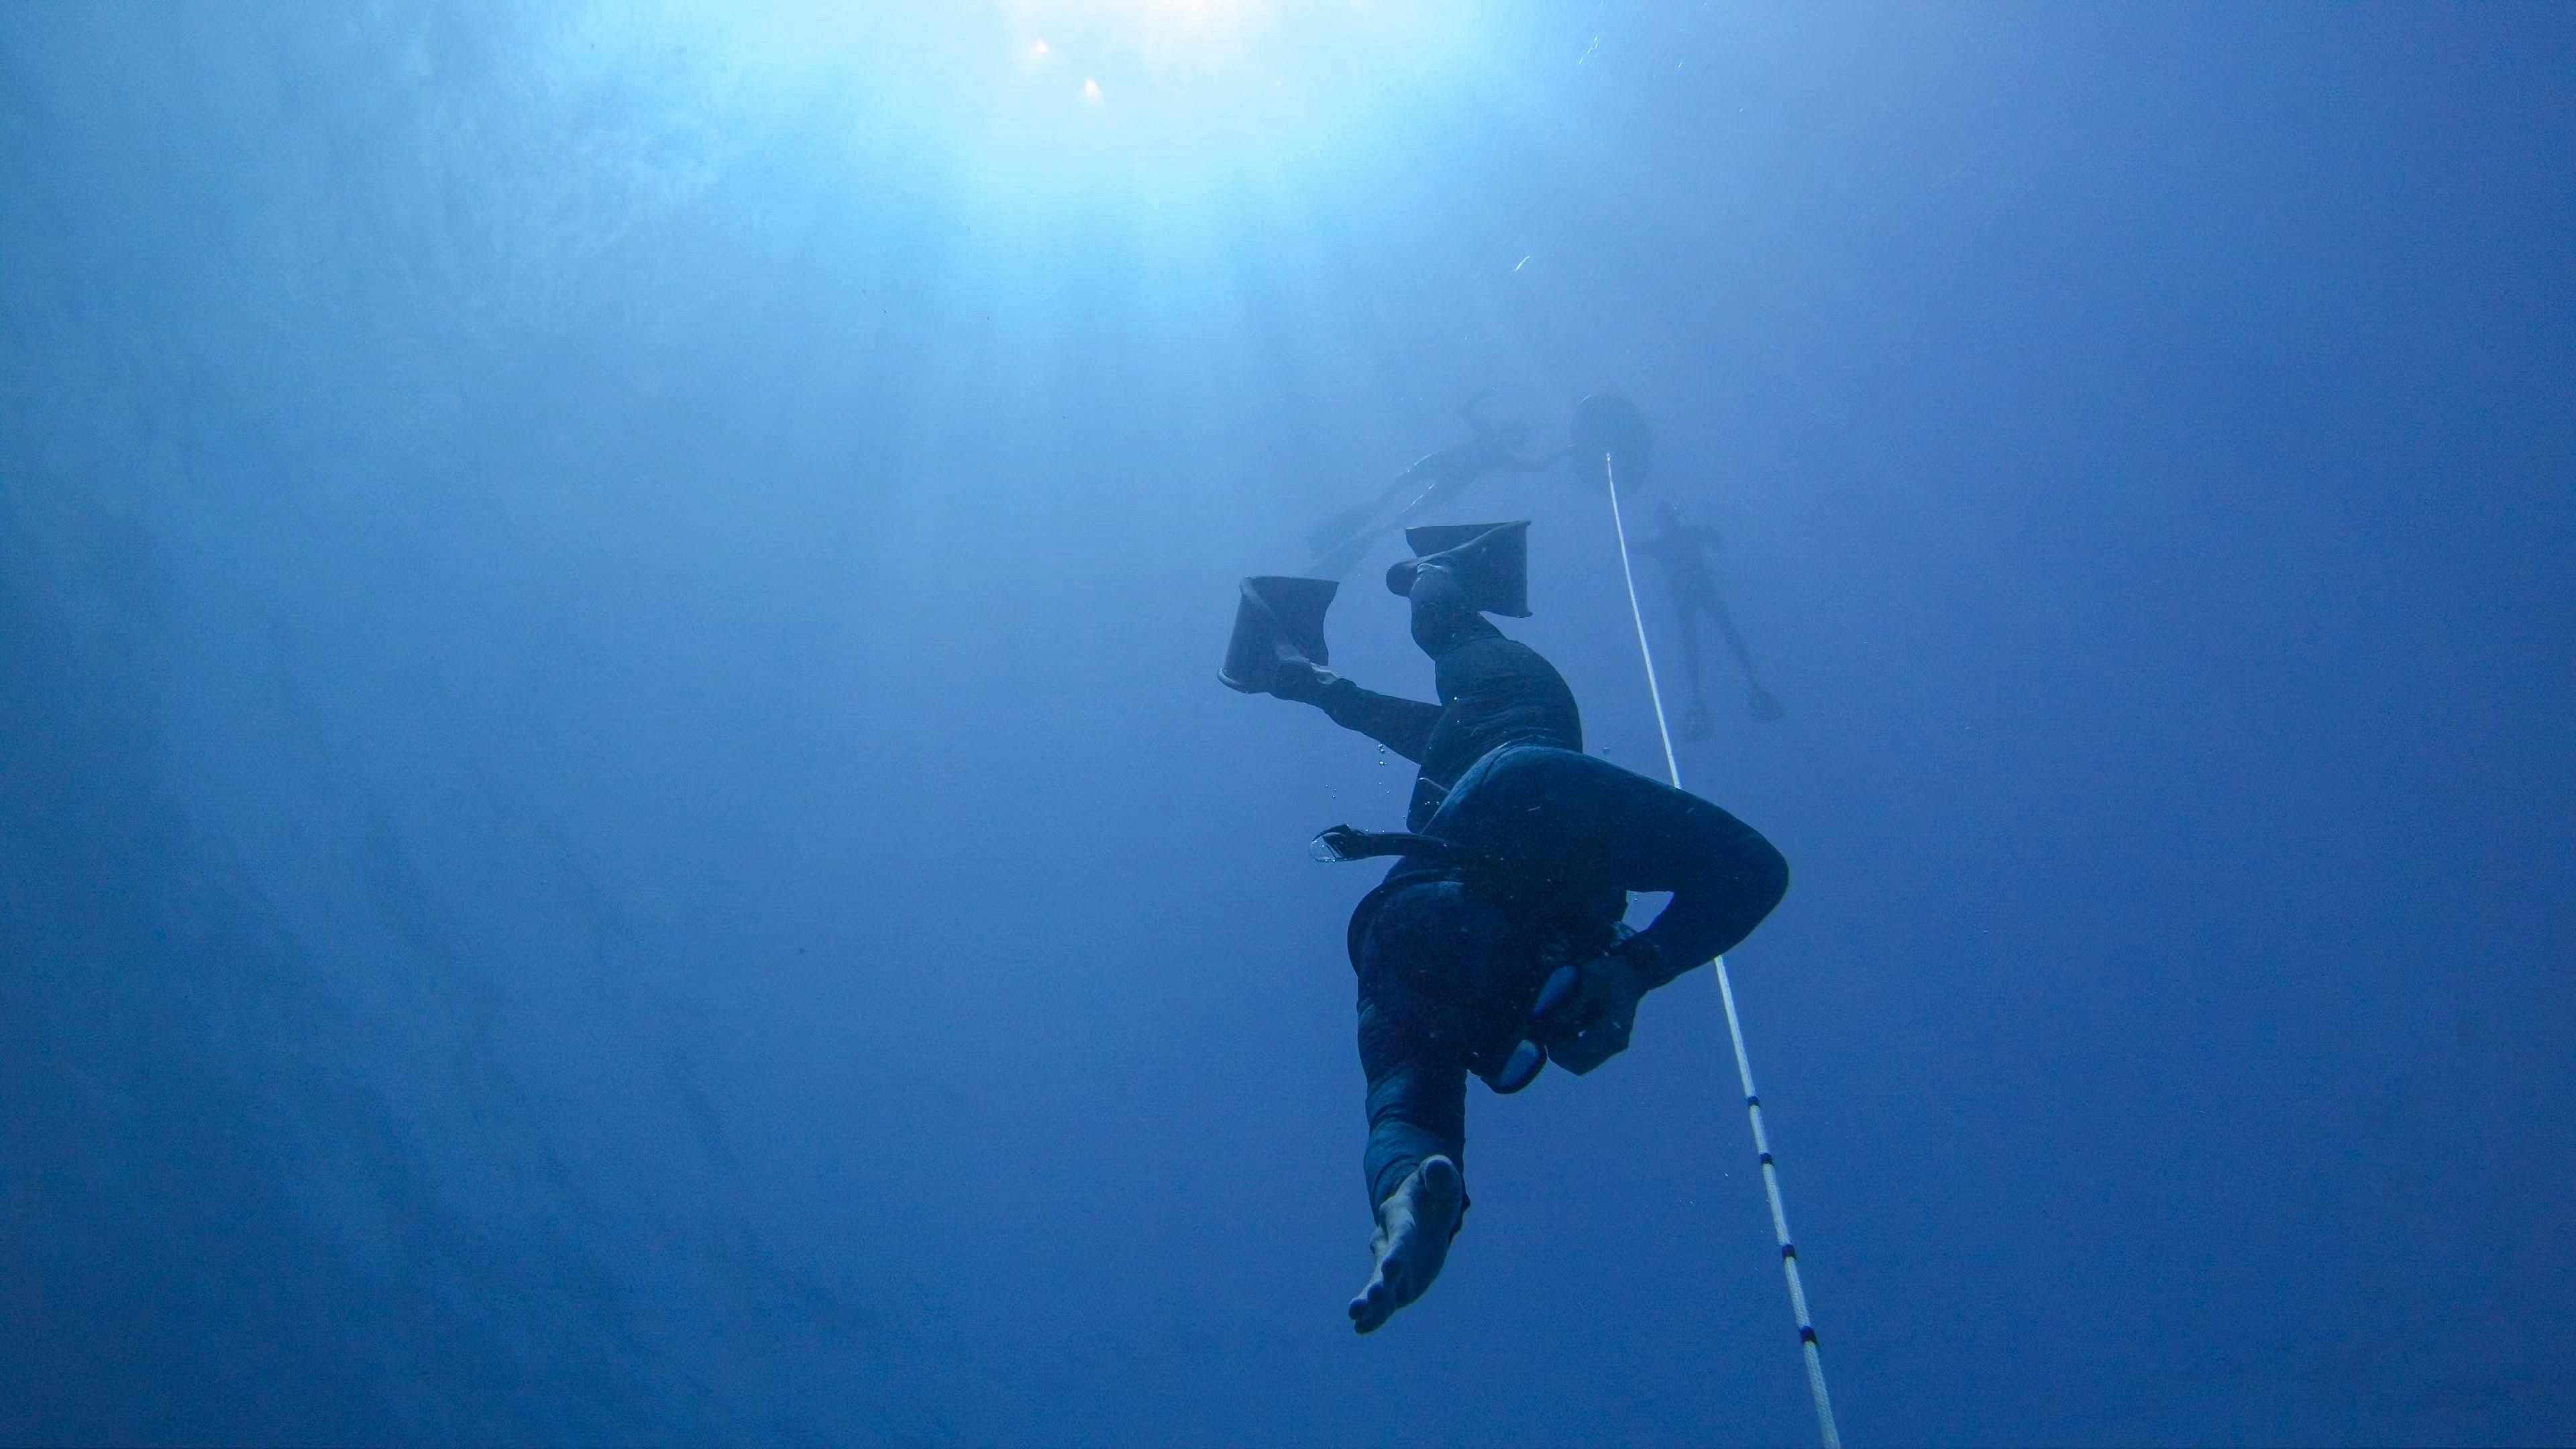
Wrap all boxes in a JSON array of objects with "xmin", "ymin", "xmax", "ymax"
[
  {"xmin": 1220, "ymin": 576, "xmax": 1339, "ymax": 694},
  {"xmin": 1570, "ymin": 392, "xmax": 1654, "ymax": 494},
  {"xmin": 1401, "ymin": 521, "xmax": 1531, "ymax": 619}
]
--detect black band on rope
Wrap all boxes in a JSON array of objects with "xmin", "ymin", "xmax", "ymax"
[
  {"xmin": 1781, "ymin": 1244, "xmax": 1797, "ymax": 1261},
  {"xmin": 1746, "ymin": 1094, "xmax": 1761, "ymax": 1109},
  {"xmin": 1759, "ymin": 1151, "xmax": 1775, "ymax": 1167},
  {"xmin": 1800, "ymin": 1326, "xmax": 1819, "ymax": 1346}
]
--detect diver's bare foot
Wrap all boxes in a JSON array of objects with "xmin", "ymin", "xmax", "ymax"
[{"xmin": 1349, "ymin": 1156, "xmax": 1463, "ymax": 1334}]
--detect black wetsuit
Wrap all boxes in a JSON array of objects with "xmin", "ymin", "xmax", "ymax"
[{"xmin": 1293, "ymin": 570, "xmax": 1788, "ymax": 1208}]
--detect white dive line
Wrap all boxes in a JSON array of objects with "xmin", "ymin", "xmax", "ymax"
[{"xmin": 1603, "ymin": 454, "xmax": 1842, "ymax": 1449}]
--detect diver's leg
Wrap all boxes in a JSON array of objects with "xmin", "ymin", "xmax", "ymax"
[
  {"xmin": 1674, "ymin": 594, "xmax": 1709, "ymax": 706},
  {"xmin": 1673, "ymin": 593, "xmax": 1713, "ymax": 739},
  {"xmin": 1389, "ymin": 466, "xmax": 1464, "ymax": 528},
  {"xmin": 1310, "ymin": 525, "xmax": 1391, "ymax": 581},
  {"xmin": 1397, "ymin": 561, "xmax": 1490, "ymax": 659},
  {"xmin": 1709, "ymin": 593, "xmax": 1783, "ymax": 720},
  {"xmin": 1356, "ymin": 987, "xmax": 1465, "ymax": 1212},
  {"xmin": 1353, "ymin": 1157, "xmax": 1463, "ymax": 1336},
  {"xmin": 1307, "ymin": 502, "xmax": 1382, "ymax": 557},
  {"xmin": 1311, "ymin": 455, "xmax": 1440, "ymax": 555},
  {"xmin": 1347, "ymin": 881, "xmax": 1529, "ymax": 1333},
  {"xmin": 1351, "ymin": 987, "xmax": 1466, "ymax": 1334}
]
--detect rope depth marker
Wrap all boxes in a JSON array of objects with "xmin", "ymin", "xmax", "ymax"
[{"xmin": 1604, "ymin": 451, "xmax": 1841, "ymax": 1449}]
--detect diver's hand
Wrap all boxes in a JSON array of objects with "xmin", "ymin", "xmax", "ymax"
[
  {"xmin": 1530, "ymin": 946, "xmax": 1654, "ymax": 1075},
  {"xmin": 1267, "ymin": 657, "xmax": 1338, "ymax": 704}
]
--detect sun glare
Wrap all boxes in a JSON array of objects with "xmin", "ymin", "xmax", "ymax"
[
  {"xmin": 674, "ymin": 1, "xmax": 1483, "ymax": 207},
  {"xmin": 1010, "ymin": 0, "xmax": 1280, "ymax": 76}
]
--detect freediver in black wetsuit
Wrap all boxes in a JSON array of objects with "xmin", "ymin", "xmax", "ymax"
[
  {"xmin": 1248, "ymin": 531, "xmax": 1789, "ymax": 1334},
  {"xmin": 1306, "ymin": 390, "xmax": 1569, "ymax": 579},
  {"xmin": 1635, "ymin": 499, "xmax": 1784, "ymax": 739}
]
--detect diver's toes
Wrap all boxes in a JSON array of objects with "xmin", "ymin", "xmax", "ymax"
[{"xmin": 1350, "ymin": 1281, "xmax": 1392, "ymax": 1334}]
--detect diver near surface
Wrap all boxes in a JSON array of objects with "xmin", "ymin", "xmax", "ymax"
[
  {"xmin": 1226, "ymin": 525, "xmax": 1789, "ymax": 1334},
  {"xmin": 1634, "ymin": 499, "xmax": 1784, "ymax": 739},
  {"xmin": 1305, "ymin": 390, "xmax": 1568, "ymax": 579}
]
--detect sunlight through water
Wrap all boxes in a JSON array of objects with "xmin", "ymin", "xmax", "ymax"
[{"xmin": 639, "ymin": 1, "xmax": 1492, "ymax": 217}]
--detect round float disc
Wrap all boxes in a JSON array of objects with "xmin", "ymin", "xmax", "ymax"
[{"xmin": 1570, "ymin": 392, "xmax": 1654, "ymax": 493}]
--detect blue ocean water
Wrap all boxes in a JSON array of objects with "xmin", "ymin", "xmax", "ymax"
[{"xmin": 4, "ymin": 4, "xmax": 2571, "ymax": 1444}]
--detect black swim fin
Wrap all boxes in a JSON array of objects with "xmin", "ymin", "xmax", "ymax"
[
  {"xmin": 1401, "ymin": 521, "xmax": 1531, "ymax": 619},
  {"xmin": 1220, "ymin": 576, "xmax": 1338, "ymax": 694}
]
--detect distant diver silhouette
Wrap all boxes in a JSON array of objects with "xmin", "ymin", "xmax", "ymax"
[
  {"xmin": 1305, "ymin": 390, "xmax": 1569, "ymax": 580},
  {"xmin": 1633, "ymin": 499, "xmax": 1782, "ymax": 739},
  {"xmin": 1222, "ymin": 522, "xmax": 1789, "ymax": 1334}
]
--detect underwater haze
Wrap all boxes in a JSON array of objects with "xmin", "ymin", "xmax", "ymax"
[{"xmin": 5, "ymin": 3, "xmax": 2572, "ymax": 1444}]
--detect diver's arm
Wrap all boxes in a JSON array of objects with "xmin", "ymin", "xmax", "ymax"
[{"xmin": 1535, "ymin": 814, "xmax": 1790, "ymax": 1075}]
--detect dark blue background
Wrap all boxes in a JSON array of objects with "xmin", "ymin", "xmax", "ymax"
[{"xmin": 5, "ymin": 4, "xmax": 2569, "ymax": 1443}]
